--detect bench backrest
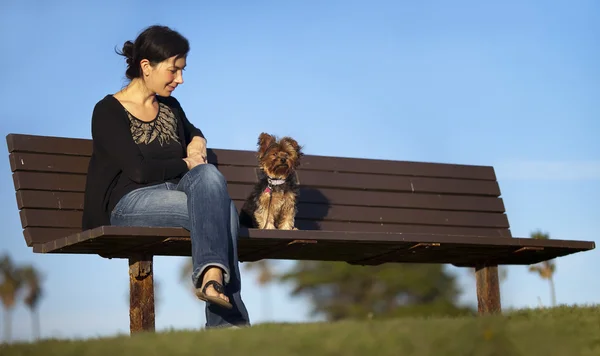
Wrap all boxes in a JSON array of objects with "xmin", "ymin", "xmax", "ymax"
[{"xmin": 7, "ymin": 134, "xmax": 512, "ymax": 248}]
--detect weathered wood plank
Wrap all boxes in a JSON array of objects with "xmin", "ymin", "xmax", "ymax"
[
  {"xmin": 12, "ymin": 172, "xmax": 86, "ymax": 192},
  {"xmin": 475, "ymin": 265, "xmax": 501, "ymax": 314},
  {"xmin": 128, "ymin": 254, "xmax": 155, "ymax": 333},
  {"xmin": 15, "ymin": 185, "xmax": 507, "ymax": 212},
  {"xmin": 7, "ymin": 134, "xmax": 93, "ymax": 156},
  {"xmin": 18, "ymin": 201, "xmax": 510, "ymax": 231},
  {"xmin": 16, "ymin": 191, "xmax": 85, "ymax": 210},
  {"xmin": 23, "ymin": 227, "xmax": 81, "ymax": 247},
  {"xmin": 11, "ymin": 165, "xmax": 501, "ymax": 196},
  {"xmin": 7, "ymin": 134, "xmax": 498, "ymax": 180},
  {"xmin": 22, "ymin": 222, "xmax": 513, "ymax": 247},
  {"xmin": 30, "ymin": 227, "xmax": 596, "ymax": 266}
]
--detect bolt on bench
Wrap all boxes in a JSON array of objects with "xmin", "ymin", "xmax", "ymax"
[{"xmin": 6, "ymin": 133, "xmax": 595, "ymax": 333}]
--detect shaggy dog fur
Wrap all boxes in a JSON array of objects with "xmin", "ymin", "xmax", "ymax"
[{"xmin": 239, "ymin": 132, "xmax": 303, "ymax": 230}]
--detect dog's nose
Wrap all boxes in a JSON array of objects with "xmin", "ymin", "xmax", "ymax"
[{"xmin": 280, "ymin": 157, "xmax": 287, "ymax": 163}]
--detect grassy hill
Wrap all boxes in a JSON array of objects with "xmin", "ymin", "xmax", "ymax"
[{"xmin": 2, "ymin": 305, "xmax": 599, "ymax": 356}]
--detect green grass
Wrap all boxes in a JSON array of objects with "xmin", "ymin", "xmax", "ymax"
[{"xmin": 2, "ymin": 305, "xmax": 599, "ymax": 356}]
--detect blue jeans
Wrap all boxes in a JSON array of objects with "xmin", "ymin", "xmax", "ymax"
[{"xmin": 110, "ymin": 164, "xmax": 250, "ymax": 328}]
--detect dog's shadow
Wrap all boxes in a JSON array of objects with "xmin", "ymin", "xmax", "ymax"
[{"xmin": 294, "ymin": 186, "xmax": 331, "ymax": 231}]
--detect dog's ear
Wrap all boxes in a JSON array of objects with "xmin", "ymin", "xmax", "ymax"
[
  {"xmin": 258, "ymin": 132, "xmax": 276, "ymax": 157},
  {"xmin": 280, "ymin": 137, "xmax": 302, "ymax": 155}
]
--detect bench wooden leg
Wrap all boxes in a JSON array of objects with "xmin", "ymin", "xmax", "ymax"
[
  {"xmin": 128, "ymin": 254, "xmax": 155, "ymax": 333},
  {"xmin": 475, "ymin": 264, "xmax": 501, "ymax": 315}
]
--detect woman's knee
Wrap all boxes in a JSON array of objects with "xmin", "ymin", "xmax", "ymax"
[{"xmin": 190, "ymin": 164, "xmax": 226, "ymax": 184}]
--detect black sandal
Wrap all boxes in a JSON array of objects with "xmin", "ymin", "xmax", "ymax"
[{"xmin": 195, "ymin": 280, "xmax": 233, "ymax": 309}]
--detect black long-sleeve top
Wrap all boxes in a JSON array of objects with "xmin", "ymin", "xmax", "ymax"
[{"xmin": 81, "ymin": 94, "xmax": 204, "ymax": 230}]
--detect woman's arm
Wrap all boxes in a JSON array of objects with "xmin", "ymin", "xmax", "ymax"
[
  {"xmin": 186, "ymin": 136, "xmax": 207, "ymax": 162},
  {"xmin": 169, "ymin": 97, "xmax": 208, "ymax": 162},
  {"xmin": 91, "ymin": 98, "xmax": 189, "ymax": 183}
]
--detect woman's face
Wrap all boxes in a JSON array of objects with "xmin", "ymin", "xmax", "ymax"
[{"xmin": 143, "ymin": 55, "xmax": 186, "ymax": 97}]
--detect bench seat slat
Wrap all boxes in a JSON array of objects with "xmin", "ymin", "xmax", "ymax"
[
  {"xmin": 23, "ymin": 227, "xmax": 81, "ymax": 246},
  {"xmin": 214, "ymin": 150, "xmax": 498, "ymax": 180},
  {"xmin": 13, "ymin": 172, "xmax": 86, "ymax": 192},
  {"xmin": 7, "ymin": 134, "xmax": 93, "ymax": 156},
  {"xmin": 10, "ymin": 152, "xmax": 90, "ymax": 174},
  {"xmin": 19, "ymin": 201, "xmax": 510, "ymax": 230},
  {"xmin": 12, "ymin": 167, "xmax": 502, "ymax": 196},
  {"xmin": 8, "ymin": 134, "xmax": 498, "ymax": 180},
  {"xmin": 23, "ymin": 223, "xmax": 512, "ymax": 247},
  {"xmin": 30, "ymin": 226, "xmax": 595, "ymax": 266},
  {"xmin": 16, "ymin": 185, "xmax": 506, "ymax": 212},
  {"xmin": 17, "ymin": 191, "xmax": 85, "ymax": 210}
]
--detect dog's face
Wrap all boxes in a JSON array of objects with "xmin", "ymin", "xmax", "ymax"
[{"xmin": 257, "ymin": 132, "xmax": 303, "ymax": 178}]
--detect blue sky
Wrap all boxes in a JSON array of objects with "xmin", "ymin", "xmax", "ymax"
[{"xmin": 1, "ymin": 0, "xmax": 598, "ymax": 342}]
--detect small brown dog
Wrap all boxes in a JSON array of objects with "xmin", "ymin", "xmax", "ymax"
[{"xmin": 239, "ymin": 132, "xmax": 303, "ymax": 230}]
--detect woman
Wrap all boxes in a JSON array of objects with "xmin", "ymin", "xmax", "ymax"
[{"xmin": 81, "ymin": 25, "xmax": 250, "ymax": 328}]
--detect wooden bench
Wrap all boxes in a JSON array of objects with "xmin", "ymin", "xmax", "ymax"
[{"xmin": 6, "ymin": 133, "xmax": 595, "ymax": 333}]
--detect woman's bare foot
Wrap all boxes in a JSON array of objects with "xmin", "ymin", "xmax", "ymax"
[
  {"xmin": 195, "ymin": 267, "xmax": 232, "ymax": 308},
  {"xmin": 203, "ymin": 267, "xmax": 229, "ymax": 302}
]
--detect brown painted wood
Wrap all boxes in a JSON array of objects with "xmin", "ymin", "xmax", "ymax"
[
  {"xmin": 16, "ymin": 191, "xmax": 84, "ymax": 210},
  {"xmin": 229, "ymin": 185, "xmax": 506, "ymax": 212},
  {"xmin": 18, "ymin": 200, "xmax": 509, "ymax": 231},
  {"xmin": 278, "ymin": 168, "xmax": 501, "ymax": 196},
  {"xmin": 10, "ymin": 159, "xmax": 502, "ymax": 196},
  {"xmin": 7, "ymin": 134, "xmax": 93, "ymax": 156},
  {"xmin": 15, "ymin": 184, "xmax": 506, "ymax": 213},
  {"xmin": 475, "ymin": 265, "xmax": 501, "ymax": 314},
  {"xmin": 12, "ymin": 172, "xmax": 86, "ymax": 192},
  {"xmin": 293, "ymin": 221, "xmax": 512, "ymax": 238},
  {"xmin": 270, "ymin": 202, "xmax": 509, "ymax": 227},
  {"xmin": 19, "ymin": 209, "xmax": 82, "ymax": 229},
  {"xmin": 213, "ymin": 150, "xmax": 499, "ymax": 180},
  {"xmin": 31, "ymin": 226, "xmax": 595, "ymax": 266},
  {"xmin": 22, "ymin": 222, "xmax": 512, "ymax": 248},
  {"xmin": 23, "ymin": 227, "xmax": 81, "ymax": 247},
  {"xmin": 128, "ymin": 254, "xmax": 155, "ymax": 333},
  {"xmin": 7, "ymin": 134, "xmax": 498, "ymax": 180},
  {"xmin": 9, "ymin": 152, "xmax": 91, "ymax": 174}
]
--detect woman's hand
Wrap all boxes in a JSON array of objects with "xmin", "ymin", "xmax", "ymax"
[
  {"xmin": 187, "ymin": 136, "xmax": 207, "ymax": 160},
  {"xmin": 183, "ymin": 155, "xmax": 206, "ymax": 170},
  {"xmin": 184, "ymin": 136, "xmax": 208, "ymax": 170}
]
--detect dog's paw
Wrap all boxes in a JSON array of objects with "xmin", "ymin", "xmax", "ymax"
[{"xmin": 279, "ymin": 223, "xmax": 295, "ymax": 230}]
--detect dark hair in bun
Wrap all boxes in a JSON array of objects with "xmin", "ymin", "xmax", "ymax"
[{"xmin": 116, "ymin": 25, "xmax": 190, "ymax": 80}]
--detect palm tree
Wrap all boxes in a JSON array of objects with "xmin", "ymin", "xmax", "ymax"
[
  {"xmin": 0, "ymin": 254, "xmax": 25, "ymax": 343},
  {"xmin": 528, "ymin": 230, "xmax": 557, "ymax": 307},
  {"xmin": 20, "ymin": 266, "xmax": 43, "ymax": 341}
]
